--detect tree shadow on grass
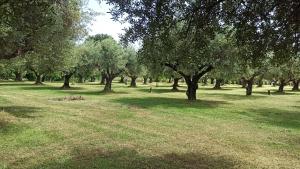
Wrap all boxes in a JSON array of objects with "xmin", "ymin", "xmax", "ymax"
[
  {"xmin": 113, "ymin": 97, "xmax": 228, "ymax": 109},
  {"xmin": 237, "ymin": 108, "xmax": 300, "ymax": 129},
  {"xmin": 137, "ymin": 88, "xmax": 186, "ymax": 94},
  {"xmin": 205, "ymin": 93, "xmax": 266, "ymax": 100},
  {"xmin": 199, "ymin": 87, "xmax": 235, "ymax": 91},
  {"xmin": 21, "ymin": 85, "xmax": 84, "ymax": 91},
  {"xmin": 64, "ymin": 90, "xmax": 129, "ymax": 96},
  {"xmin": 0, "ymin": 106, "xmax": 40, "ymax": 118},
  {"xmin": 253, "ymin": 91, "xmax": 297, "ymax": 96},
  {"xmin": 0, "ymin": 83, "xmax": 33, "ymax": 87},
  {"xmin": 34, "ymin": 148, "xmax": 244, "ymax": 169}
]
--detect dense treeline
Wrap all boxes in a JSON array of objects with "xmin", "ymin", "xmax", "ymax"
[{"xmin": 0, "ymin": 0, "xmax": 299, "ymax": 100}]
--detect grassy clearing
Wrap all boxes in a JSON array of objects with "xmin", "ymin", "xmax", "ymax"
[{"xmin": 0, "ymin": 81, "xmax": 299, "ymax": 169}]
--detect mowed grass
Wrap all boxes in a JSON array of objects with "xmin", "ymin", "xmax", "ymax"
[{"xmin": 0, "ymin": 81, "xmax": 299, "ymax": 169}]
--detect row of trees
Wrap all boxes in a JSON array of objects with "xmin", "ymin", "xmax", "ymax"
[
  {"xmin": 1, "ymin": 0, "xmax": 299, "ymax": 101},
  {"xmin": 2, "ymin": 35, "xmax": 299, "ymax": 94},
  {"xmin": 103, "ymin": 0, "xmax": 299, "ymax": 100}
]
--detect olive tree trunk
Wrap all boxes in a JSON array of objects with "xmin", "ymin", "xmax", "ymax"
[
  {"xmin": 292, "ymin": 79, "xmax": 299, "ymax": 91},
  {"xmin": 14, "ymin": 72, "xmax": 22, "ymax": 81},
  {"xmin": 149, "ymin": 77, "xmax": 153, "ymax": 83},
  {"xmin": 241, "ymin": 77, "xmax": 247, "ymax": 88},
  {"xmin": 78, "ymin": 74, "xmax": 84, "ymax": 83},
  {"xmin": 213, "ymin": 79, "xmax": 223, "ymax": 89},
  {"xmin": 130, "ymin": 76, "xmax": 137, "ymax": 87},
  {"xmin": 35, "ymin": 74, "xmax": 43, "ymax": 85},
  {"xmin": 103, "ymin": 77, "xmax": 113, "ymax": 92},
  {"xmin": 257, "ymin": 75, "xmax": 264, "ymax": 87},
  {"xmin": 185, "ymin": 79, "xmax": 198, "ymax": 101},
  {"xmin": 100, "ymin": 72, "xmax": 106, "ymax": 85},
  {"xmin": 61, "ymin": 73, "xmax": 73, "ymax": 89},
  {"xmin": 143, "ymin": 76, "xmax": 148, "ymax": 84},
  {"xmin": 171, "ymin": 77, "xmax": 181, "ymax": 91},
  {"xmin": 119, "ymin": 76, "xmax": 124, "ymax": 83},
  {"xmin": 278, "ymin": 79, "xmax": 286, "ymax": 93}
]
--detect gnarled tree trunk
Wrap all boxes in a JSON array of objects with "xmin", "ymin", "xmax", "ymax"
[
  {"xmin": 41, "ymin": 75, "xmax": 46, "ymax": 82},
  {"xmin": 119, "ymin": 75, "xmax": 124, "ymax": 83},
  {"xmin": 171, "ymin": 77, "xmax": 181, "ymax": 91},
  {"xmin": 278, "ymin": 79, "xmax": 286, "ymax": 93},
  {"xmin": 78, "ymin": 74, "xmax": 84, "ymax": 83},
  {"xmin": 130, "ymin": 76, "xmax": 137, "ymax": 87},
  {"xmin": 35, "ymin": 74, "xmax": 43, "ymax": 85},
  {"xmin": 202, "ymin": 76, "xmax": 208, "ymax": 86},
  {"xmin": 210, "ymin": 78, "xmax": 214, "ymax": 84},
  {"xmin": 185, "ymin": 79, "xmax": 198, "ymax": 101},
  {"xmin": 213, "ymin": 79, "xmax": 223, "ymax": 89},
  {"xmin": 103, "ymin": 76, "xmax": 113, "ymax": 92},
  {"xmin": 292, "ymin": 79, "xmax": 299, "ymax": 91},
  {"xmin": 245, "ymin": 76, "xmax": 256, "ymax": 96},
  {"xmin": 14, "ymin": 72, "xmax": 22, "ymax": 81},
  {"xmin": 246, "ymin": 79, "xmax": 253, "ymax": 95},
  {"xmin": 143, "ymin": 76, "xmax": 148, "ymax": 84},
  {"xmin": 149, "ymin": 77, "xmax": 153, "ymax": 83},
  {"xmin": 100, "ymin": 72, "xmax": 106, "ymax": 85},
  {"xmin": 241, "ymin": 77, "xmax": 247, "ymax": 88},
  {"xmin": 102, "ymin": 70, "xmax": 122, "ymax": 92},
  {"xmin": 257, "ymin": 75, "xmax": 264, "ymax": 87},
  {"xmin": 61, "ymin": 73, "xmax": 73, "ymax": 89}
]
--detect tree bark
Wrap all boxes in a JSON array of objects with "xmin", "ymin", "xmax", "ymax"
[
  {"xmin": 213, "ymin": 79, "xmax": 223, "ymax": 89},
  {"xmin": 14, "ymin": 72, "xmax": 22, "ymax": 81},
  {"xmin": 103, "ymin": 77, "xmax": 112, "ymax": 92},
  {"xmin": 143, "ymin": 76, "xmax": 148, "ymax": 84},
  {"xmin": 168, "ymin": 77, "xmax": 172, "ymax": 83},
  {"xmin": 61, "ymin": 73, "xmax": 73, "ymax": 89},
  {"xmin": 210, "ymin": 78, "xmax": 214, "ymax": 84},
  {"xmin": 119, "ymin": 76, "xmax": 125, "ymax": 83},
  {"xmin": 278, "ymin": 79, "xmax": 286, "ymax": 93},
  {"xmin": 185, "ymin": 78, "xmax": 198, "ymax": 101},
  {"xmin": 257, "ymin": 75, "xmax": 264, "ymax": 87},
  {"xmin": 149, "ymin": 77, "xmax": 153, "ymax": 83},
  {"xmin": 246, "ymin": 78, "xmax": 254, "ymax": 96},
  {"xmin": 171, "ymin": 78, "xmax": 180, "ymax": 91},
  {"xmin": 292, "ymin": 79, "xmax": 299, "ymax": 91},
  {"xmin": 78, "ymin": 75, "xmax": 84, "ymax": 83},
  {"xmin": 35, "ymin": 74, "xmax": 43, "ymax": 85},
  {"xmin": 41, "ymin": 75, "xmax": 46, "ymax": 82},
  {"xmin": 100, "ymin": 72, "xmax": 106, "ymax": 85},
  {"xmin": 241, "ymin": 77, "xmax": 247, "ymax": 88},
  {"xmin": 202, "ymin": 77, "xmax": 208, "ymax": 86},
  {"xmin": 130, "ymin": 76, "xmax": 137, "ymax": 87}
]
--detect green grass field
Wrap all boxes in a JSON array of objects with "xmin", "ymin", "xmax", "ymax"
[{"xmin": 0, "ymin": 81, "xmax": 299, "ymax": 169}]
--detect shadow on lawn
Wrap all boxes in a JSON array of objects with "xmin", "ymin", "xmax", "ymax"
[
  {"xmin": 199, "ymin": 87, "xmax": 235, "ymax": 91},
  {"xmin": 21, "ymin": 85, "xmax": 84, "ymax": 91},
  {"xmin": 238, "ymin": 108, "xmax": 300, "ymax": 129},
  {"xmin": 0, "ymin": 82, "xmax": 33, "ymax": 87},
  {"xmin": 0, "ymin": 106, "xmax": 40, "ymax": 118},
  {"xmin": 137, "ymin": 88, "xmax": 186, "ymax": 94},
  {"xmin": 34, "ymin": 148, "xmax": 244, "ymax": 169},
  {"xmin": 113, "ymin": 97, "xmax": 228, "ymax": 109},
  {"xmin": 205, "ymin": 93, "xmax": 266, "ymax": 100},
  {"xmin": 253, "ymin": 91, "xmax": 297, "ymax": 96},
  {"xmin": 64, "ymin": 90, "xmax": 129, "ymax": 96}
]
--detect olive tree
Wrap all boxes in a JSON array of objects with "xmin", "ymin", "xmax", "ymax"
[
  {"xmin": 125, "ymin": 47, "xmax": 142, "ymax": 87},
  {"xmin": 98, "ymin": 38, "xmax": 126, "ymax": 92}
]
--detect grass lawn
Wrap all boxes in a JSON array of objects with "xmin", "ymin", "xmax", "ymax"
[{"xmin": 0, "ymin": 81, "xmax": 299, "ymax": 169}]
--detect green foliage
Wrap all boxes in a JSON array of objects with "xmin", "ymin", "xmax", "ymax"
[
  {"xmin": 98, "ymin": 38, "xmax": 126, "ymax": 77},
  {"xmin": 0, "ymin": 0, "xmax": 86, "ymax": 59},
  {"xmin": 125, "ymin": 47, "xmax": 142, "ymax": 78}
]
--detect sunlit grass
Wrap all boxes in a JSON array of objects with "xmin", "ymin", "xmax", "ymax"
[{"xmin": 0, "ymin": 81, "xmax": 299, "ymax": 169}]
